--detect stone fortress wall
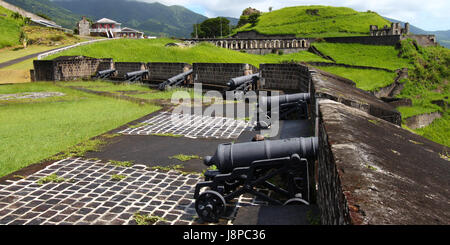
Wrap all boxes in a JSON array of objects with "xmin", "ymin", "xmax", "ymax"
[{"xmin": 31, "ymin": 57, "xmax": 450, "ymax": 224}]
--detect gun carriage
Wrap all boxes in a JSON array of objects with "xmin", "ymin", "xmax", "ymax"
[{"xmin": 194, "ymin": 136, "xmax": 319, "ymax": 222}]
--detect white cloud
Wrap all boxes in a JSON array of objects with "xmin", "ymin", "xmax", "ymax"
[{"xmin": 139, "ymin": 0, "xmax": 450, "ymax": 30}]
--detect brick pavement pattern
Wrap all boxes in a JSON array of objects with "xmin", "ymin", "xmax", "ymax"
[
  {"xmin": 0, "ymin": 158, "xmax": 261, "ymax": 225},
  {"xmin": 119, "ymin": 112, "xmax": 254, "ymax": 139}
]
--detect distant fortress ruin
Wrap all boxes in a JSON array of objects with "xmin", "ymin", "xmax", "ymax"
[{"xmin": 370, "ymin": 22, "xmax": 410, "ymax": 36}]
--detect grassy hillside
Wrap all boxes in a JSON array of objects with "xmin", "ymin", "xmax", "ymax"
[
  {"xmin": 44, "ymin": 38, "xmax": 329, "ymax": 67},
  {"xmin": 232, "ymin": 6, "xmax": 391, "ymax": 37},
  {"xmin": 312, "ymin": 39, "xmax": 449, "ymax": 146},
  {"xmin": 0, "ymin": 5, "xmax": 25, "ymax": 48},
  {"xmin": 312, "ymin": 42, "xmax": 413, "ymax": 70},
  {"xmin": 4, "ymin": 0, "xmax": 80, "ymax": 29}
]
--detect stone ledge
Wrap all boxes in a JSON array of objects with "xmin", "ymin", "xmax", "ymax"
[
  {"xmin": 317, "ymin": 99, "xmax": 450, "ymax": 225},
  {"xmin": 311, "ymin": 68, "xmax": 402, "ymax": 125}
]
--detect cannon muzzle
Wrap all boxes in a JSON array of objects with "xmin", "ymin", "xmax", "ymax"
[
  {"xmin": 259, "ymin": 93, "xmax": 311, "ymax": 108},
  {"xmin": 125, "ymin": 70, "xmax": 149, "ymax": 79},
  {"xmin": 227, "ymin": 73, "xmax": 259, "ymax": 89},
  {"xmin": 204, "ymin": 137, "xmax": 318, "ymax": 173}
]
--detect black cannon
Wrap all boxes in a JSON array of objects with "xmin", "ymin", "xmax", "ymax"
[
  {"xmin": 93, "ymin": 69, "xmax": 116, "ymax": 80},
  {"xmin": 226, "ymin": 73, "xmax": 259, "ymax": 100},
  {"xmin": 194, "ymin": 137, "xmax": 318, "ymax": 222},
  {"xmin": 158, "ymin": 69, "xmax": 193, "ymax": 90},
  {"xmin": 124, "ymin": 70, "xmax": 149, "ymax": 82},
  {"xmin": 257, "ymin": 93, "xmax": 311, "ymax": 128}
]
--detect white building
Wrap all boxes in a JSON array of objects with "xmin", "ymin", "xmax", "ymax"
[{"xmin": 88, "ymin": 18, "xmax": 143, "ymax": 38}]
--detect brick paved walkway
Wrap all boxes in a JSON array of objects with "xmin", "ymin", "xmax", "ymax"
[
  {"xmin": 119, "ymin": 112, "xmax": 254, "ymax": 139},
  {"xmin": 0, "ymin": 158, "xmax": 260, "ymax": 225}
]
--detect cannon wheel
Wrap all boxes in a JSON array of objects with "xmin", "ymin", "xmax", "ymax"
[
  {"xmin": 284, "ymin": 197, "xmax": 309, "ymax": 206},
  {"xmin": 195, "ymin": 190, "xmax": 226, "ymax": 222}
]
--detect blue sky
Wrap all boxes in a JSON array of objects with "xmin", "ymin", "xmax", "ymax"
[{"xmin": 142, "ymin": 0, "xmax": 450, "ymax": 31}]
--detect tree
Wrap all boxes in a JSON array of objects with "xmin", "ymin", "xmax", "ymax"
[
  {"xmin": 248, "ymin": 13, "xmax": 260, "ymax": 27},
  {"xmin": 192, "ymin": 17, "xmax": 230, "ymax": 38}
]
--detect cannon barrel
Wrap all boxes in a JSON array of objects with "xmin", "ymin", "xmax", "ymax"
[
  {"xmin": 260, "ymin": 93, "xmax": 311, "ymax": 108},
  {"xmin": 125, "ymin": 70, "xmax": 149, "ymax": 79},
  {"xmin": 158, "ymin": 69, "xmax": 193, "ymax": 90},
  {"xmin": 97, "ymin": 69, "xmax": 116, "ymax": 76},
  {"xmin": 204, "ymin": 137, "xmax": 318, "ymax": 173},
  {"xmin": 226, "ymin": 73, "xmax": 259, "ymax": 88},
  {"xmin": 167, "ymin": 69, "xmax": 193, "ymax": 84}
]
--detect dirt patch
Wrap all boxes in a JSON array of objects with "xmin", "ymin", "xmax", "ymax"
[{"xmin": 0, "ymin": 70, "xmax": 31, "ymax": 84}]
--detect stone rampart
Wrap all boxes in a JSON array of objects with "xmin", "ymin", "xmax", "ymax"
[
  {"xmin": 193, "ymin": 63, "xmax": 258, "ymax": 86},
  {"xmin": 148, "ymin": 62, "xmax": 192, "ymax": 82}
]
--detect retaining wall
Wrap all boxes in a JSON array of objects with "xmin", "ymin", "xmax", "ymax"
[
  {"xmin": 260, "ymin": 63, "xmax": 310, "ymax": 92},
  {"xmin": 114, "ymin": 62, "xmax": 147, "ymax": 79},
  {"xmin": 33, "ymin": 56, "xmax": 113, "ymax": 81},
  {"xmin": 148, "ymin": 62, "xmax": 192, "ymax": 81},
  {"xmin": 193, "ymin": 63, "xmax": 258, "ymax": 86},
  {"xmin": 323, "ymin": 35, "xmax": 402, "ymax": 46}
]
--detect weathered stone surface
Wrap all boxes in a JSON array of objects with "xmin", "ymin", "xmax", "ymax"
[
  {"xmin": 33, "ymin": 56, "xmax": 113, "ymax": 81},
  {"xmin": 311, "ymin": 68, "xmax": 402, "ymax": 125},
  {"xmin": 317, "ymin": 99, "xmax": 450, "ymax": 225},
  {"xmin": 193, "ymin": 63, "xmax": 258, "ymax": 86},
  {"xmin": 233, "ymin": 205, "xmax": 320, "ymax": 225},
  {"xmin": 405, "ymin": 112, "xmax": 442, "ymax": 129}
]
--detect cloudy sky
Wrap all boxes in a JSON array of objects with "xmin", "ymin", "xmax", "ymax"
[{"xmin": 140, "ymin": 0, "xmax": 450, "ymax": 31}]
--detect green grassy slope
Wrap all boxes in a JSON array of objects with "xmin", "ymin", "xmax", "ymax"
[
  {"xmin": 3, "ymin": 0, "xmax": 80, "ymax": 29},
  {"xmin": 313, "ymin": 39, "xmax": 449, "ymax": 146},
  {"xmin": 45, "ymin": 38, "xmax": 329, "ymax": 67},
  {"xmin": 233, "ymin": 6, "xmax": 391, "ymax": 37},
  {"xmin": 0, "ymin": 6, "xmax": 24, "ymax": 48},
  {"xmin": 312, "ymin": 42, "xmax": 413, "ymax": 70}
]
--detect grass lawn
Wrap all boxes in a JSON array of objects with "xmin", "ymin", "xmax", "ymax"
[
  {"xmin": 44, "ymin": 38, "xmax": 330, "ymax": 68},
  {"xmin": 0, "ymin": 82, "xmax": 161, "ymax": 177},
  {"xmin": 312, "ymin": 42, "xmax": 413, "ymax": 70},
  {"xmin": 59, "ymin": 81, "xmax": 209, "ymax": 102},
  {"xmin": 314, "ymin": 66, "xmax": 397, "ymax": 91}
]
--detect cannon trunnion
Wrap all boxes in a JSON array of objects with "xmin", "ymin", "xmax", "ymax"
[{"xmin": 194, "ymin": 137, "xmax": 319, "ymax": 222}]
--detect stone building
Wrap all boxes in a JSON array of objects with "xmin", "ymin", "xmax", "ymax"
[
  {"xmin": 77, "ymin": 17, "xmax": 144, "ymax": 38},
  {"xmin": 370, "ymin": 22, "xmax": 410, "ymax": 36},
  {"xmin": 77, "ymin": 16, "xmax": 90, "ymax": 36}
]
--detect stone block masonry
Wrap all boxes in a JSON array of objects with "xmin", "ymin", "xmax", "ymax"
[
  {"xmin": 114, "ymin": 62, "xmax": 147, "ymax": 79},
  {"xmin": 148, "ymin": 63, "xmax": 192, "ymax": 82},
  {"xmin": 33, "ymin": 56, "xmax": 113, "ymax": 81},
  {"xmin": 193, "ymin": 63, "xmax": 258, "ymax": 86},
  {"xmin": 260, "ymin": 63, "xmax": 311, "ymax": 92}
]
